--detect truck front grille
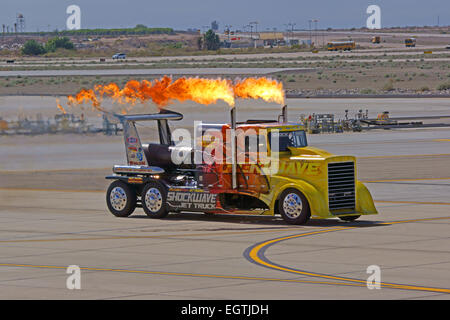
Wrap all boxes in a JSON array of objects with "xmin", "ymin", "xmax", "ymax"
[{"xmin": 328, "ymin": 162, "xmax": 356, "ymax": 211}]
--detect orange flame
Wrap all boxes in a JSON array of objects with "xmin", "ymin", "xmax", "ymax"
[
  {"xmin": 234, "ymin": 77, "xmax": 285, "ymax": 105},
  {"xmin": 56, "ymin": 98, "xmax": 67, "ymax": 114},
  {"xmin": 65, "ymin": 76, "xmax": 285, "ymax": 114},
  {"xmin": 67, "ymin": 88, "xmax": 104, "ymax": 112},
  {"xmin": 93, "ymin": 76, "xmax": 235, "ymax": 108}
]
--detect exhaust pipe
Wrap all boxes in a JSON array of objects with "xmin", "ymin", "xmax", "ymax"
[
  {"xmin": 230, "ymin": 107, "xmax": 237, "ymax": 189},
  {"xmin": 278, "ymin": 105, "xmax": 288, "ymax": 123},
  {"xmin": 281, "ymin": 105, "xmax": 288, "ymax": 123}
]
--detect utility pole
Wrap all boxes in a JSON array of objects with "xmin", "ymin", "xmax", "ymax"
[
  {"xmin": 308, "ymin": 19, "xmax": 318, "ymax": 47},
  {"xmin": 225, "ymin": 24, "xmax": 232, "ymax": 41},
  {"xmin": 308, "ymin": 20, "xmax": 312, "ymax": 46},
  {"xmin": 249, "ymin": 21, "xmax": 258, "ymax": 39},
  {"xmin": 314, "ymin": 19, "xmax": 319, "ymax": 46},
  {"xmin": 286, "ymin": 23, "xmax": 296, "ymax": 45},
  {"xmin": 291, "ymin": 23, "xmax": 296, "ymax": 42}
]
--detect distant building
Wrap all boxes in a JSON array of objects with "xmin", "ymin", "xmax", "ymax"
[
  {"xmin": 211, "ymin": 21, "xmax": 219, "ymax": 31},
  {"xmin": 258, "ymin": 32, "xmax": 284, "ymax": 46}
]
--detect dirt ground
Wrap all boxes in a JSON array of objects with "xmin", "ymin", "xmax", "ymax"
[{"xmin": 0, "ymin": 59, "xmax": 449, "ymax": 96}]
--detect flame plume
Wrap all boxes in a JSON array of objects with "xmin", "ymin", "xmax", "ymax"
[
  {"xmin": 67, "ymin": 88, "xmax": 104, "ymax": 112},
  {"xmin": 56, "ymin": 98, "xmax": 67, "ymax": 114},
  {"xmin": 91, "ymin": 76, "xmax": 234, "ymax": 108},
  {"xmin": 234, "ymin": 77, "xmax": 285, "ymax": 105},
  {"xmin": 61, "ymin": 76, "xmax": 285, "ymax": 114}
]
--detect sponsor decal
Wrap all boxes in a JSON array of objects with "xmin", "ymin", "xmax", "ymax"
[
  {"xmin": 128, "ymin": 177, "xmax": 143, "ymax": 184},
  {"xmin": 167, "ymin": 191, "xmax": 217, "ymax": 210},
  {"xmin": 129, "ymin": 160, "xmax": 145, "ymax": 165},
  {"xmin": 136, "ymin": 152, "xmax": 144, "ymax": 162},
  {"xmin": 127, "ymin": 137, "xmax": 138, "ymax": 144},
  {"xmin": 278, "ymin": 161, "xmax": 321, "ymax": 176},
  {"xmin": 128, "ymin": 146, "xmax": 137, "ymax": 152}
]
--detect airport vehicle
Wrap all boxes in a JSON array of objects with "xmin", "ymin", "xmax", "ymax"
[
  {"xmin": 105, "ymin": 106, "xmax": 377, "ymax": 224},
  {"xmin": 371, "ymin": 36, "xmax": 381, "ymax": 44},
  {"xmin": 405, "ymin": 38, "xmax": 416, "ymax": 47},
  {"xmin": 374, "ymin": 111, "xmax": 397, "ymax": 125},
  {"xmin": 327, "ymin": 41, "xmax": 356, "ymax": 51},
  {"xmin": 112, "ymin": 53, "xmax": 126, "ymax": 59}
]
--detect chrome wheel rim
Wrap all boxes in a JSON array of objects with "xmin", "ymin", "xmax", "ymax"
[
  {"xmin": 145, "ymin": 188, "xmax": 163, "ymax": 213},
  {"xmin": 283, "ymin": 193, "xmax": 303, "ymax": 219},
  {"xmin": 110, "ymin": 187, "xmax": 127, "ymax": 211}
]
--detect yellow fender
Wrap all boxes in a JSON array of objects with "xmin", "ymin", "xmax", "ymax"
[
  {"xmin": 355, "ymin": 181, "xmax": 378, "ymax": 215},
  {"xmin": 259, "ymin": 176, "xmax": 327, "ymax": 217},
  {"xmin": 259, "ymin": 176, "xmax": 377, "ymax": 218}
]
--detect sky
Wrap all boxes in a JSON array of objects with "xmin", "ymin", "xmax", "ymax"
[{"xmin": 0, "ymin": 0, "xmax": 448, "ymax": 32}]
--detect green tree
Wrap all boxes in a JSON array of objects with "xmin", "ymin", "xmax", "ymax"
[
  {"xmin": 45, "ymin": 37, "xmax": 75, "ymax": 52},
  {"xmin": 21, "ymin": 40, "xmax": 46, "ymax": 55},
  {"xmin": 204, "ymin": 29, "xmax": 220, "ymax": 50},
  {"xmin": 197, "ymin": 36, "xmax": 203, "ymax": 50}
]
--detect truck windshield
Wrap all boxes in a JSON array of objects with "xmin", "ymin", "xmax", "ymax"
[{"xmin": 269, "ymin": 130, "xmax": 308, "ymax": 151}]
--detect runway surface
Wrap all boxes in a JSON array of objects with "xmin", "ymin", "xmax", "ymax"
[
  {"xmin": 0, "ymin": 98, "xmax": 449, "ymax": 299},
  {"xmin": 0, "ymin": 67, "xmax": 307, "ymax": 78}
]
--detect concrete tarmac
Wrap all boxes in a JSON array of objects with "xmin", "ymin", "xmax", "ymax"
[{"xmin": 0, "ymin": 98, "xmax": 449, "ymax": 299}]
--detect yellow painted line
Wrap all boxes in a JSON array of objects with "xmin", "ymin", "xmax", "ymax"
[
  {"xmin": 0, "ymin": 263, "xmax": 368, "ymax": 288},
  {"xmin": 434, "ymin": 139, "xmax": 450, "ymax": 142},
  {"xmin": 358, "ymin": 153, "xmax": 450, "ymax": 159},
  {"xmin": 363, "ymin": 177, "xmax": 450, "ymax": 183},
  {"xmin": 375, "ymin": 200, "xmax": 450, "ymax": 206},
  {"xmin": 247, "ymin": 216, "xmax": 450, "ymax": 294},
  {"xmin": 378, "ymin": 216, "xmax": 450, "ymax": 225},
  {"xmin": 2, "ymin": 218, "xmax": 450, "ymax": 292},
  {"xmin": 0, "ymin": 226, "xmax": 318, "ymax": 244}
]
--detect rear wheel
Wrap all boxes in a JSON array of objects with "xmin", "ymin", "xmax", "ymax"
[
  {"xmin": 339, "ymin": 215, "xmax": 361, "ymax": 222},
  {"xmin": 106, "ymin": 180, "xmax": 137, "ymax": 217},
  {"xmin": 142, "ymin": 181, "xmax": 168, "ymax": 219},
  {"xmin": 278, "ymin": 189, "xmax": 310, "ymax": 225}
]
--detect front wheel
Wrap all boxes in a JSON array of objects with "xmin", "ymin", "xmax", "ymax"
[
  {"xmin": 278, "ymin": 189, "xmax": 311, "ymax": 225},
  {"xmin": 142, "ymin": 181, "xmax": 169, "ymax": 219},
  {"xmin": 106, "ymin": 180, "xmax": 137, "ymax": 217}
]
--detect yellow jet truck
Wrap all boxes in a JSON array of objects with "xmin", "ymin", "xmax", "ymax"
[{"xmin": 106, "ymin": 106, "xmax": 377, "ymax": 224}]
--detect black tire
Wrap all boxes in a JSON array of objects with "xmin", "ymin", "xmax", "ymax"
[
  {"xmin": 106, "ymin": 180, "xmax": 137, "ymax": 217},
  {"xmin": 339, "ymin": 215, "xmax": 361, "ymax": 222},
  {"xmin": 278, "ymin": 188, "xmax": 311, "ymax": 225},
  {"xmin": 141, "ymin": 181, "xmax": 168, "ymax": 219}
]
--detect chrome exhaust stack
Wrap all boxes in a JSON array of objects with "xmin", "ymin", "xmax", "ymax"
[
  {"xmin": 230, "ymin": 107, "xmax": 237, "ymax": 189},
  {"xmin": 282, "ymin": 104, "xmax": 288, "ymax": 122}
]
